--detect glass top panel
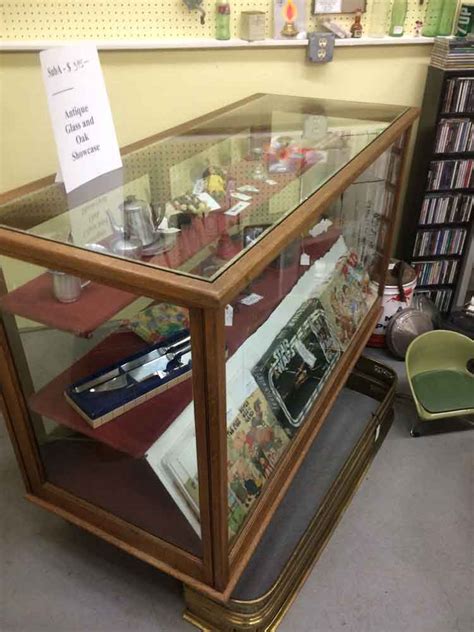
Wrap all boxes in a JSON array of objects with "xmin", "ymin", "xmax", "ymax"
[{"xmin": 0, "ymin": 94, "xmax": 407, "ymax": 281}]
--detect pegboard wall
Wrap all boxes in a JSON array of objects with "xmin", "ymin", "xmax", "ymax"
[{"xmin": 0, "ymin": 1, "xmax": 430, "ymax": 42}]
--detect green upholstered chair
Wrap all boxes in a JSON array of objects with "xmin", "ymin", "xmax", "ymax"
[{"xmin": 406, "ymin": 330, "xmax": 474, "ymax": 437}]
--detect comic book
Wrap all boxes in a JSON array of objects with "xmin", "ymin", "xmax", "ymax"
[
  {"xmin": 226, "ymin": 388, "xmax": 290, "ymax": 539},
  {"xmin": 162, "ymin": 387, "xmax": 290, "ymax": 540},
  {"xmin": 320, "ymin": 251, "xmax": 376, "ymax": 351},
  {"xmin": 251, "ymin": 298, "xmax": 341, "ymax": 437}
]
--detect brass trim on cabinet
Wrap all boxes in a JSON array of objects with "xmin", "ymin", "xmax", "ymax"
[{"xmin": 183, "ymin": 358, "xmax": 396, "ymax": 631}]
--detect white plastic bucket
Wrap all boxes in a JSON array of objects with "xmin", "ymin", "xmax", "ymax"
[{"xmin": 368, "ymin": 261, "xmax": 418, "ymax": 348}]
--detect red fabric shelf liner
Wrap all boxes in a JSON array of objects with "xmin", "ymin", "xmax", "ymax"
[
  {"xmin": 0, "ymin": 275, "xmax": 136, "ymax": 338},
  {"xmin": 29, "ymin": 331, "xmax": 193, "ymax": 458}
]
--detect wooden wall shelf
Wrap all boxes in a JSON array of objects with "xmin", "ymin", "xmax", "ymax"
[{"xmin": 0, "ymin": 36, "xmax": 434, "ymax": 52}]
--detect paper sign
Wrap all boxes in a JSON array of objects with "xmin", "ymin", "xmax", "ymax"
[
  {"xmin": 68, "ymin": 174, "xmax": 151, "ymax": 246},
  {"xmin": 40, "ymin": 44, "xmax": 122, "ymax": 193},
  {"xmin": 197, "ymin": 192, "xmax": 221, "ymax": 211}
]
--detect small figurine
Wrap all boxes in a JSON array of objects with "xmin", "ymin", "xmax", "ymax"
[
  {"xmin": 350, "ymin": 9, "xmax": 363, "ymax": 38},
  {"xmin": 203, "ymin": 166, "xmax": 226, "ymax": 199},
  {"xmin": 414, "ymin": 20, "xmax": 423, "ymax": 37}
]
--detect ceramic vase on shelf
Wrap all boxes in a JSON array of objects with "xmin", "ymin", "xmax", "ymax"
[
  {"xmin": 389, "ymin": 0, "xmax": 408, "ymax": 37},
  {"xmin": 216, "ymin": 0, "xmax": 231, "ymax": 40},
  {"xmin": 367, "ymin": 0, "xmax": 391, "ymax": 37}
]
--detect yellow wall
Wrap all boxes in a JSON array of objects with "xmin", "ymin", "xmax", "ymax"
[{"xmin": 0, "ymin": 44, "xmax": 431, "ymax": 194}]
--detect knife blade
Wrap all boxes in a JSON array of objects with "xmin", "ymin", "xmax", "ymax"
[
  {"xmin": 88, "ymin": 344, "xmax": 192, "ymax": 393},
  {"xmin": 132, "ymin": 347, "xmax": 192, "ymax": 383},
  {"xmin": 73, "ymin": 334, "xmax": 191, "ymax": 394}
]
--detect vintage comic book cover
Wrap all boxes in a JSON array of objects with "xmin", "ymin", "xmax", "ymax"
[
  {"xmin": 320, "ymin": 251, "xmax": 376, "ymax": 350},
  {"xmin": 251, "ymin": 298, "xmax": 341, "ymax": 436},
  {"xmin": 162, "ymin": 387, "xmax": 290, "ymax": 540},
  {"xmin": 227, "ymin": 388, "xmax": 290, "ymax": 539}
]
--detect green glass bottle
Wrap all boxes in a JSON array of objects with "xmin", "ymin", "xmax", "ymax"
[
  {"xmin": 389, "ymin": 0, "xmax": 408, "ymax": 37},
  {"xmin": 438, "ymin": 0, "xmax": 458, "ymax": 36},
  {"xmin": 216, "ymin": 1, "xmax": 231, "ymax": 40},
  {"xmin": 422, "ymin": 0, "xmax": 443, "ymax": 37}
]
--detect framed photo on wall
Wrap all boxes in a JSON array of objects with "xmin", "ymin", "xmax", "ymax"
[{"xmin": 313, "ymin": 0, "xmax": 366, "ymax": 14}]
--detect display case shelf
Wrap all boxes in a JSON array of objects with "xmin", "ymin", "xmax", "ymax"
[
  {"xmin": 0, "ymin": 36, "xmax": 435, "ymax": 52},
  {"xmin": 29, "ymin": 330, "xmax": 193, "ymax": 458},
  {"xmin": 0, "ymin": 274, "xmax": 136, "ymax": 338}
]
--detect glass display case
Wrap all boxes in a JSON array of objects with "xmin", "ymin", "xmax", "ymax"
[{"xmin": 0, "ymin": 94, "xmax": 418, "ymax": 604}]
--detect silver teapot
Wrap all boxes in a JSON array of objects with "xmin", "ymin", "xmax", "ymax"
[{"xmin": 109, "ymin": 195, "xmax": 165, "ymax": 248}]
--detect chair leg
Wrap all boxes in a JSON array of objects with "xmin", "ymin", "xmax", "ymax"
[{"xmin": 411, "ymin": 415, "xmax": 474, "ymax": 437}]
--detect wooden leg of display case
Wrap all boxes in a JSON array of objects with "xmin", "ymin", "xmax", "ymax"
[
  {"xmin": 0, "ymin": 272, "xmax": 48, "ymax": 444},
  {"xmin": 182, "ymin": 376, "xmax": 395, "ymax": 631}
]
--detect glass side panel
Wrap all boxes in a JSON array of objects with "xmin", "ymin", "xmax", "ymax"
[
  {"xmin": 224, "ymin": 142, "xmax": 403, "ymax": 544},
  {"xmin": 0, "ymin": 95, "xmax": 407, "ymax": 281},
  {"xmin": 0, "ymin": 256, "xmax": 202, "ymax": 557}
]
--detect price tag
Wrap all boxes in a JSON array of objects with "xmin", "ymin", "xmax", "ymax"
[
  {"xmin": 225, "ymin": 304, "xmax": 234, "ymax": 326},
  {"xmin": 225, "ymin": 201, "xmax": 250, "ymax": 217},
  {"xmin": 231, "ymin": 192, "xmax": 252, "ymax": 202},
  {"xmin": 40, "ymin": 44, "xmax": 122, "ymax": 193},
  {"xmin": 240, "ymin": 293, "xmax": 263, "ymax": 306},
  {"xmin": 300, "ymin": 253, "xmax": 310, "ymax": 266},
  {"xmin": 265, "ymin": 179, "xmax": 278, "ymax": 186},
  {"xmin": 294, "ymin": 339, "xmax": 316, "ymax": 368},
  {"xmin": 238, "ymin": 185, "xmax": 260, "ymax": 193}
]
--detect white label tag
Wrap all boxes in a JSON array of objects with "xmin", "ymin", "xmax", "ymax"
[
  {"xmin": 225, "ymin": 201, "xmax": 250, "ymax": 217},
  {"xmin": 300, "ymin": 253, "xmax": 310, "ymax": 266},
  {"xmin": 225, "ymin": 304, "xmax": 234, "ymax": 326},
  {"xmin": 265, "ymin": 179, "xmax": 278, "ymax": 186},
  {"xmin": 231, "ymin": 192, "xmax": 252, "ymax": 202},
  {"xmin": 240, "ymin": 293, "xmax": 263, "ymax": 306},
  {"xmin": 40, "ymin": 44, "xmax": 122, "ymax": 193},
  {"xmin": 238, "ymin": 185, "xmax": 260, "ymax": 193},
  {"xmin": 393, "ymin": 25, "xmax": 403, "ymax": 34},
  {"xmin": 294, "ymin": 339, "xmax": 316, "ymax": 368}
]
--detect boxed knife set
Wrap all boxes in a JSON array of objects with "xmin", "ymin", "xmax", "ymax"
[{"xmin": 64, "ymin": 331, "xmax": 192, "ymax": 429}]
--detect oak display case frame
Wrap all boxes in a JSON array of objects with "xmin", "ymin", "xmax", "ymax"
[{"xmin": 0, "ymin": 94, "xmax": 418, "ymax": 606}]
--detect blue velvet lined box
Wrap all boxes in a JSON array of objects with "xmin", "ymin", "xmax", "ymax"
[{"xmin": 64, "ymin": 330, "xmax": 192, "ymax": 429}]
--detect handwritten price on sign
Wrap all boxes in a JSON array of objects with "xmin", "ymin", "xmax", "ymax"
[{"xmin": 47, "ymin": 59, "xmax": 89, "ymax": 77}]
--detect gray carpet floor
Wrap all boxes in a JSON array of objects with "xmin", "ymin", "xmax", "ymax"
[{"xmin": 0, "ymin": 349, "xmax": 472, "ymax": 632}]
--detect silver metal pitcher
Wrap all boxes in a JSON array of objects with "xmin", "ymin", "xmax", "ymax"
[{"xmin": 109, "ymin": 195, "xmax": 164, "ymax": 247}]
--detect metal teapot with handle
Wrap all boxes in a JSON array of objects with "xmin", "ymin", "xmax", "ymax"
[{"xmin": 109, "ymin": 195, "xmax": 165, "ymax": 248}]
